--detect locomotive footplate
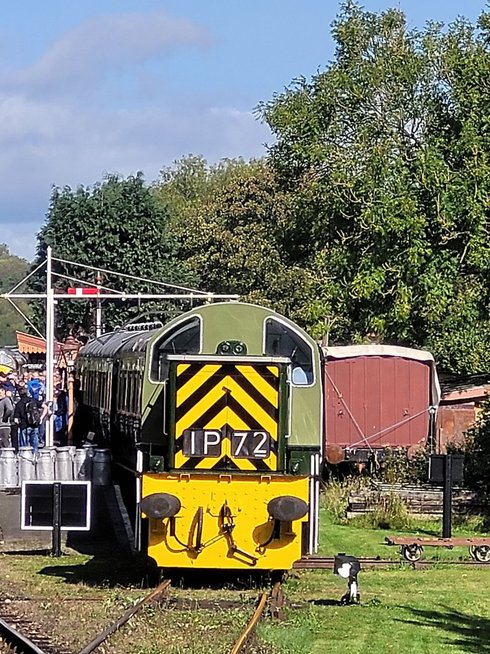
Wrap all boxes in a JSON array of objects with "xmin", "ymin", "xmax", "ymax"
[{"xmin": 385, "ymin": 535, "xmax": 490, "ymax": 562}]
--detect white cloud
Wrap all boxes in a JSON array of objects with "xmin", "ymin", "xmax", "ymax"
[
  {"xmin": 0, "ymin": 92, "xmax": 271, "ymax": 261},
  {"xmin": 4, "ymin": 11, "xmax": 210, "ymax": 95},
  {"xmin": 0, "ymin": 9, "xmax": 271, "ymax": 262}
]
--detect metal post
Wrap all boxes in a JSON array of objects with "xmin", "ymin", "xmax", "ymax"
[
  {"xmin": 52, "ymin": 482, "xmax": 62, "ymax": 557},
  {"xmin": 95, "ymin": 271, "xmax": 102, "ymax": 337},
  {"xmin": 45, "ymin": 247, "xmax": 55, "ymax": 447},
  {"xmin": 442, "ymin": 454, "xmax": 453, "ymax": 538},
  {"xmin": 67, "ymin": 371, "xmax": 74, "ymax": 445}
]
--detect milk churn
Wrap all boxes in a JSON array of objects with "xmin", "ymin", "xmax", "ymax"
[
  {"xmin": 55, "ymin": 446, "xmax": 74, "ymax": 481},
  {"xmin": 79, "ymin": 443, "xmax": 96, "ymax": 480},
  {"xmin": 74, "ymin": 448, "xmax": 91, "ymax": 480},
  {"xmin": 92, "ymin": 448, "xmax": 111, "ymax": 485},
  {"xmin": 18, "ymin": 447, "xmax": 36, "ymax": 482},
  {"xmin": 0, "ymin": 448, "xmax": 18, "ymax": 488},
  {"xmin": 36, "ymin": 447, "xmax": 57, "ymax": 481}
]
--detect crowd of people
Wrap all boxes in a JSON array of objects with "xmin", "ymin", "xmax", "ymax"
[{"xmin": 0, "ymin": 369, "xmax": 68, "ymax": 454}]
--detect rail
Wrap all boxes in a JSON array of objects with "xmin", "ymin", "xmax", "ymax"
[
  {"xmin": 293, "ymin": 556, "xmax": 490, "ymax": 569},
  {"xmin": 229, "ymin": 591, "xmax": 268, "ymax": 654},
  {"xmin": 0, "ymin": 617, "xmax": 51, "ymax": 654},
  {"xmin": 76, "ymin": 579, "xmax": 171, "ymax": 654}
]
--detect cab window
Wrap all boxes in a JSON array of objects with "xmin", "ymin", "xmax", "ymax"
[
  {"xmin": 151, "ymin": 317, "xmax": 201, "ymax": 381},
  {"xmin": 264, "ymin": 318, "xmax": 314, "ymax": 385}
]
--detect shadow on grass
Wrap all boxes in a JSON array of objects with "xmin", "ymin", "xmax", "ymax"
[
  {"xmin": 400, "ymin": 605, "xmax": 490, "ymax": 653},
  {"xmin": 37, "ymin": 556, "xmax": 283, "ymax": 591},
  {"xmin": 311, "ymin": 598, "xmax": 341, "ymax": 606},
  {"xmin": 38, "ymin": 554, "xmax": 152, "ymax": 588}
]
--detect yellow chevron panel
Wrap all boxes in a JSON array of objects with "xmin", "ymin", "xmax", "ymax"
[
  {"xmin": 176, "ymin": 364, "xmax": 221, "ymax": 407},
  {"xmin": 176, "ymin": 363, "xmax": 191, "ymax": 376},
  {"xmin": 173, "ymin": 363, "xmax": 280, "ymax": 472},
  {"xmin": 235, "ymin": 365, "xmax": 278, "ymax": 407}
]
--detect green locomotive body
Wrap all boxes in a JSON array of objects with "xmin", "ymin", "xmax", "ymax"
[{"xmin": 76, "ymin": 302, "xmax": 322, "ymax": 570}]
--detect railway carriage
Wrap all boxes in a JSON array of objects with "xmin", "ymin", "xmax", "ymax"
[{"xmin": 76, "ymin": 302, "xmax": 323, "ymax": 572}]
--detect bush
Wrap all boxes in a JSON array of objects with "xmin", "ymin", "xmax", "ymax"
[
  {"xmin": 360, "ymin": 491, "xmax": 412, "ymax": 530},
  {"xmin": 462, "ymin": 398, "xmax": 490, "ymax": 501},
  {"xmin": 322, "ymin": 477, "xmax": 367, "ymax": 522},
  {"xmin": 374, "ymin": 446, "xmax": 431, "ymax": 485}
]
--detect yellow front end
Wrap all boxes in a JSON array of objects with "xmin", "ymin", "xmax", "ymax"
[{"xmin": 143, "ymin": 473, "xmax": 309, "ymax": 570}]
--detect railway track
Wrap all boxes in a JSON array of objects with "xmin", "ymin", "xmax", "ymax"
[
  {"xmin": 75, "ymin": 578, "xmax": 171, "ymax": 654},
  {"xmin": 2, "ymin": 578, "xmax": 279, "ymax": 654},
  {"xmin": 3, "ymin": 555, "xmax": 486, "ymax": 654},
  {"xmin": 293, "ymin": 555, "xmax": 490, "ymax": 569},
  {"xmin": 229, "ymin": 581, "xmax": 284, "ymax": 654},
  {"xmin": 0, "ymin": 613, "xmax": 71, "ymax": 654}
]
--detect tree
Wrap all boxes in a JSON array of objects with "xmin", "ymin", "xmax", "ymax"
[
  {"xmin": 257, "ymin": 2, "xmax": 490, "ymax": 372},
  {"xmin": 154, "ymin": 156, "xmax": 314, "ymax": 321},
  {"xmin": 32, "ymin": 173, "xmax": 196, "ymax": 339},
  {"xmin": 0, "ymin": 244, "xmax": 30, "ymax": 345}
]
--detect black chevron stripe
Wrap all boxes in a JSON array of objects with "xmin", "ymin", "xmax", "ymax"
[
  {"xmin": 175, "ymin": 367, "xmax": 225, "ymax": 421},
  {"xmin": 179, "ymin": 456, "xmax": 205, "ymax": 469},
  {"xmin": 177, "ymin": 362, "xmax": 208, "ymax": 380},
  {"xmin": 187, "ymin": 394, "xmax": 229, "ymax": 431},
  {"xmin": 211, "ymin": 456, "xmax": 240, "ymax": 471},
  {"xmin": 233, "ymin": 369, "xmax": 278, "ymax": 418},
  {"xmin": 250, "ymin": 458, "xmax": 273, "ymax": 471}
]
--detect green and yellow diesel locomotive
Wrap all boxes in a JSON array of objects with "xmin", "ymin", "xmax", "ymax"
[{"xmin": 76, "ymin": 302, "xmax": 322, "ymax": 571}]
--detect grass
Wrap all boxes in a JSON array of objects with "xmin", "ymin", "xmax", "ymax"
[
  {"xmin": 318, "ymin": 507, "xmax": 488, "ymax": 561},
  {"xmin": 1, "ymin": 502, "xmax": 490, "ymax": 653},
  {"xmin": 260, "ymin": 566, "xmax": 490, "ymax": 653},
  {"xmin": 256, "ymin": 507, "xmax": 490, "ymax": 653}
]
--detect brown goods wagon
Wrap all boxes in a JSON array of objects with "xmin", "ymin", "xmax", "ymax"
[{"xmin": 323, "ymin": 345, "xmax": 440, "ymax": 465}]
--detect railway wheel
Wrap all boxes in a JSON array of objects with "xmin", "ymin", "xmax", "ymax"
[
  {"xmin": 401, "ymin": 544, "xmax": 423, "ymax": 562},
  {"xmin": 472, "ymin": 545, "xmax": 490, "ymax": 563}
]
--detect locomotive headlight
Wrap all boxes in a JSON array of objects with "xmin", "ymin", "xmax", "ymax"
[
  {"xmin": 267, "ymin": 496, "xmax": 308, "ymax": 522},
  {"xmin": 140, "ymin": 493, "xmax": 181, "ymax": 519},
  {"xmin": 217, "ymin": 340, "xmax": 247, "ymax": 355}
]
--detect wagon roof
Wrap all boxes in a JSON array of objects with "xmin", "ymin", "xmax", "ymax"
[{"xmin": 323, "ymin": 344, "xmax": 435, "ymax": 363}]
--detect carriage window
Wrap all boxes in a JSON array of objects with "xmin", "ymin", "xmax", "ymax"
[
  {"xmin": 264, "ymin": 318, "xmax": 314, "ymax": 385},
  {"xmin": 151, "ymin": 317, "xmax": 201, "ymax": 381}
]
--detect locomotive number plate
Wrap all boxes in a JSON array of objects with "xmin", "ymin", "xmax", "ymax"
[
  {"xmin": 231, "ymin": 430, "xmax": 270, "ymax": 459},
  {"xmin": 182, "ymin": 429, "xmax": 270, "ymax": 459}
]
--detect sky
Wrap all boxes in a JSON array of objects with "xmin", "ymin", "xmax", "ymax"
[{"xmin": 0, "ymin": 0, "xmax": 487, "ymax": 261}]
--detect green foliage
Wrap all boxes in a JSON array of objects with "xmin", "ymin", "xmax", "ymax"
[
  {"xmin": 155, "ymin": 156, "xmax": 314, "ymax": 323},
  {"xmin": 25, "ymin": 3, "xmax": 490, "ymax": 375},
  {"xmin": 32, "ymin": 174, "xmax": 196, "ymax": 338},
  {"xmin": 377, "ymin": 447, "xmax": 431, "ymax": 485},
  {"xmin": 322, "ymin": 476, "xmax": 412, "ymax": 530},
  {"xmin": 257, "ymin": 2, "xmax": 490, "ymax": 372},
  {"xmin": 321, "ymin": 478, "xmax": 364, "ymax": 522},
  {"xmin": 357, "ymin": 491, "xmax": 412, "ymax": 530},
  {"xmin": 0, "ymin": 244, "xmax": 30, "ymax": 345}
]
